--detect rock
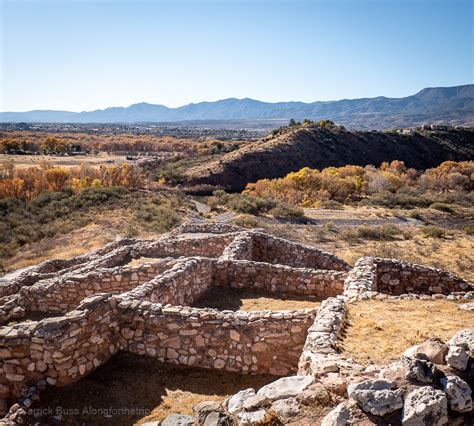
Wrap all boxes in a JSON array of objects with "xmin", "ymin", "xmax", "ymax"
[
  {"xmin": 347, "ymin": 379, "xmax": 403, "ymax": 416},
  {"xmin": 448, "ymin": 329, "xmax": 474, "ymax": 352},
  {"xmin": 242, "ymin": 394, "xmax": 269, "ymax": 410},
  {"xmin": 439, "ymin": 375, "xmax": 473, "ymax": 413},
  {"xmin": 256, "ymin": 375, "xmax": 313, "ymax": 401},
  {"xmin": 162, "ymin": 413, "xmax": 195, "ymax": 426},
  {"xmin": 203, "ymin": 412, "xmax": 233, "ymax": 426},
  {"xmin": 379, "ymin": 360, "xmax": 405, "ymax": 382},
  {"xmin": 226, "ymin": 388, "xmax": 255, "ymax": 414},
  {"xmin": 446, "ymin": 344, "xmax": 470, "ymax": 370},
  {"xmin": 271, "ymin": 397, "xmax": 300, "ymax": 418},
  {"xmin": 321, "ymin": 402, "xmax": 353, "ymax": 426},
  {"xmin": 458, "ymin": 302, "xmax": 474, "ymax": 311},
  {"xmin": 404, "ymin": 358, "xmax": 438, "ymax": 384},
  {"xmin": 403, "ymin": 344, "xmax": 420, "ymax": 359},
  {"xmin": 297, "ymin": 382, "xmax": 332, "ymax": 406},
  {"xmin": 402, "ymin": 386, "xmax": 448, "ymax": 425},
  {"xmin": 193, "ymin": 400, "xmax": 222, "ymax": 425},
  {"xmin": 236, "ymin": 408, "xmax": 268, "ymax": 426},
  {"xmin": 416, "ymin": 338, "xmax": 448, "ymax": 364},
  {"xmin": 319, "ymin": 373, "xmax": 347, "ymax": 397}
]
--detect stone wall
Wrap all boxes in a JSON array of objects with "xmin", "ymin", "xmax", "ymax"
[
  {"xmin": 344, "ymin": 257, "xmax": 473, "ymax": 297},
  {"xmin": 0, "ymin": 294, "xmax": 118, "ymax": 402},
  {"xmin": 213, "ymin": 260, "xmax": 347, "ymax": 298},
  {"xmin": 118, "ymin": 301, "xmax": 316, "ymax": 376},
  {"xmin": 298, "ymin": 297, "xmax": 347, "ymax": 376},
  {"xmin": 251, "ymin": 233, "xmax": 351, "ymax": 271},
  {"xmin": 136, "ymin": 234, "xmax": 236, "ymax": 259},
  {"xmin": 374, "ymin": 258, "xmax": 472, "ymax": 295}
]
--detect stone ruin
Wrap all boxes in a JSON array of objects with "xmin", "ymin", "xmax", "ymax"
[{"xmin": 0, "ymin": 222, "xmax": 472, "ymax": 425}]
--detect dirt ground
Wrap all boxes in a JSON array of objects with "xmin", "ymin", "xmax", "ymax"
[
  {"xmin": 24, "ymin": 352, "xmax": 277, "ymax": 425},
  {"xmin": 340, "ymin": 299, "xmax": 474, "ymax": 365},
  {"xmin": 193, "ymin": 286, "xmax": 322, "ymax": 311}
]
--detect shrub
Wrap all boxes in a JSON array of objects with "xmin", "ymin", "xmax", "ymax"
[
  {"xmin": 269, "ymin": 204, "xmax": 304, "ymax": 219},
  {"xmin": 422, "ymin": 226, "xmax": 446, "ymax": 238},
  {"xmin": 320, "ymin": 200, "xmax": 343, "ymax": 209},
  {"xmin": 429, "ymin": 202, "xmax": 454, "ymax": 213},
  {"xmin": 464, "ymin": 225, "xmax": 474, "ymax": 236}
]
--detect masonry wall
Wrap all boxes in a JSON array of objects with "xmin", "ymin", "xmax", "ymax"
[
  {"xmin": 213, "ymin": 260, "xmax": 346, "ymax": 297},
  {"xmin": 124, "ymin": 258, "xmax": 213, "ymax": 306},
  {"xmin": 251, "ymin": 233, "xmax": 351, "ymax": 271},
  {"xmin": 26, "ymin": 259, "xmax": 178, "ymax": 313},
  {"xmin": 375, "ymin": 259, "xmax": 472, "ymax": 295},
  {"xmin": 118, "ymin": 301, "xmax": 316, "ymax": 376},
  {"xmin": 0, "ymin": 295, "xmax": 118, "ymax": 403},
  {"xmin": 136, "ymin": 234, "xmax": 235, "ymax": 259}
]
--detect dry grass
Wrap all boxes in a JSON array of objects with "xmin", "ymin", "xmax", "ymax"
[
  {"xmin": 193, "ymin": 286, "xmax": 322, "ymax": 311},
  {"xmin": 0, "ymin": 153, "xmax": 131, "ymax": 169},
  {"xmin": 332, "ymin": 235, "xmax": 474, "ymax": 282},
  {"xmin": 25, "ymin": 352, "xmax": 277, "ymax": 425},
  {"xmin": 341, "ymin": 299, "xmax": 474, "ymax": 365}
]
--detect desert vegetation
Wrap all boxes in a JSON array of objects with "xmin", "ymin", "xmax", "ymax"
[{"xmin": 245, "ymin": 160, "xmax": 473, "ymax": 208}]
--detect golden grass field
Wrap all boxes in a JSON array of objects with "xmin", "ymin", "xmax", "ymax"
[{"xmin": 340, "ymin": 299, "xmax": 474, "ymax": 365}]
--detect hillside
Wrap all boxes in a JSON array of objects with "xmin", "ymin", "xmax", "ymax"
[
  {"xmin": 1, "ymin": 85, "xmax": 473, "ymax": 129},
  {"xmin": 185, "ymin": 126, "xmax": 474, "ymax": 191}
]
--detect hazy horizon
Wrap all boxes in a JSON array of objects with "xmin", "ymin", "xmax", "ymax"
[{"xmin": 1, "ymin": 0, "xmax": 473, "ymax": 112}]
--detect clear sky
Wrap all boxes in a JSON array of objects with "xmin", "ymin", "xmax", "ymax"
[{"xmin": 0, "ymin": 0, "xmax": 472, "ymax": 112}]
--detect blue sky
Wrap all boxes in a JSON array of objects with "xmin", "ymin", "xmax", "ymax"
[{"xmin": 1, "ymin": 0, "xmax": 472, "ymax": 111}]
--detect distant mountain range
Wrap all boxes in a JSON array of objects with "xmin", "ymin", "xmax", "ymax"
[{"xmin": 1, "ymin": 85, "xmax": 473, "ymax": 129}]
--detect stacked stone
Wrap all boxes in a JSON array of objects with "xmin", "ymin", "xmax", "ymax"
[
  {"xmin": 214, "ymin": 260, "xmax": 347, "ymax": 297},
  {"xmin": 0, "ymin": 294, "xmax": 119, "ymax": 412},
  {"xmin": 123, "ymin": 257, "xmax": 213, "ymax": 306},
  {"xmin": 374, "ymin": 258, "xmax": 473, "ymax": 295},
  {"xmin": 343, "ymin": 256, "xmax": 378, "ymax": 298},
  {"xmin": 220, "ymin": 232, "xmax": 254, "ymax": 260},
  {"xmin": 138, "ymin": 233, "xmax": 236, "ymax": 259},
  {"xmin": 169, "ymin": 221, "xmax": 244, "ymax": 235},
  {"xmin": 343, "ymin": 256, "xmax": 473, "ymax": 298},
  {"xmin": 116, "ymin": 300, "xmax": 317, "ymax": 376},
  {"xmin": 252, "ymin": 232, "xmax": 351, "ymax": 271},
  {"xmin": 298, "ymin": 297, "xmax": 347, "ymax": 376}
]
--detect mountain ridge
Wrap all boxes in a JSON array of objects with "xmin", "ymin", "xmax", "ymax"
[{"xmin": 1, "ymin": 84, "xmax": 473, "ymax": 129}]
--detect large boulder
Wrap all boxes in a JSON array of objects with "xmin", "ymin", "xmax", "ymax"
[
  {"xmin": 446, "ymin": 344, "xmax": 470, "ymax": 370},
  {"xmin": 416, "ymin": 338, "xmax": 448, "ymax": 365},
  {"xmin": 402, "ymin": 386, "xmax": 448, "ymax": 425},
  {"xmin": 347, "ymin": 379, "xmax": 403, "ymax": 416},
  {"xmin": 256, "ymin": 376, "xmax": 313, "ymax": 401},
  {"xmin": 321, "ymin": 402, "xmax": 353, "ymax": 426},
  {"xmin": 439, "ymin": 375, "xmax": 473, "ymax": 413}
]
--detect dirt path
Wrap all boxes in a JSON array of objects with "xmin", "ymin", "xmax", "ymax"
[{"xmin": 303, "ymin": 208, "xmax": 422, "ymax": 227}]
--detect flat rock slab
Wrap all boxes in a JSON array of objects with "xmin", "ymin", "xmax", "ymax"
[{"xmin": 257, "ymin": 375, "xmax": 314, "ymax": 401}]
